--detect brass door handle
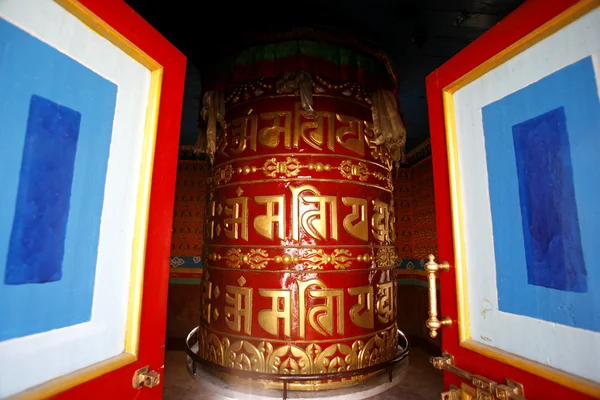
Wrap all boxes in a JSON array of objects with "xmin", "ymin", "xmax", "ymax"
[{"xmin": 425, "ymin": 254, "xmax": 452, "ymax": 338}]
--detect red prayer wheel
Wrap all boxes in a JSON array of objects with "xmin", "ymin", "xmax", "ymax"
[{"xmin": 196, "ymin": 32, "xmax": 403, "ymax": 390}]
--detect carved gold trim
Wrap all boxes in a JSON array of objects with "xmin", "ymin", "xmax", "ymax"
[
  {"xmin": 213, "ymin": 370, "xmax": 382, "ymax": 391},
  {"xmin": 226, "ymin": 93, "xmax": 373, "ymax": 111},
  {"xmin": 199, "ymin": 323, "xmax": 398, "ymax": 345},
  {"xmin": 218, "ymin": 157, "xmax": 393, "ymax": 190},
  {"xmin": 213, "ymin": 164, "xmax": 235, "ymax": 185},
  {"xmin": 224, "ymin": 75, "xmax": 372, "ymax": 107},
  {"xmin": 197, "ymin": 324, "xmax": 399, "ymax": 388},
  {"xmin": 207, "ymin": 248, "xmax": 373, "ymax": 270},
  {"xmin": 214, "ymin": 153, "xmax": 391, "ymax": 172},
  {"xmin": 375, "ymin": 247, "xmax": 398, "ymax": 269},
  {"xmin": 204, "ymin": 265, "xmax": 394, "ymax": 274},
  {"xmin": 221, "ymin": 248, "xmax": 270, "ymax": 269},
  {"xmin": 302, "ymin": 248, "xmax": 353, "ymax": 270},
  {"xmin": 212, "ymin": 178, "xmax": 393, "ymax": 193},
  {"xmin": 203, "ymin": 244, "xmax": 396, "ymax": 249}
]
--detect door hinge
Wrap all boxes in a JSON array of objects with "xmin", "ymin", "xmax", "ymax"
[
  {"xmin": 132, "ymin": 365, "xmax": 161, "ymax": 389},
  {"xmin": 432, "ymin": 352, "xmax": 526, "ymax": 400}
]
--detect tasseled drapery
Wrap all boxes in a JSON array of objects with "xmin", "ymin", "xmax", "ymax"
[
  {"xmin": 194, "ymin": 91, "xmax": 226, "ymax": 164},
  {"xmin": 276, "ymin": 70, "xmax": 314, "ymax": 117},
  {"xmin": 370, "ymin": 90, "xmax": 406, "ymax": 163}
]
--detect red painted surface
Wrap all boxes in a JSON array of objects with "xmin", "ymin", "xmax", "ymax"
[
  {"xmin": 200, "ymin": 95, "xmax": 398, "ymax": 377},
  {"xmin": 427, "ymin": 0, "xmax": 594, "ymax": 398},
  {"xmin": 55, "ymin": 1, "xmax": 186, "ymax": 399}
]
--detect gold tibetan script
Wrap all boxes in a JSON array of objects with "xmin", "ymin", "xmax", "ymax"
[
  {"xmin": 225, "ymin": 277, "xmax": 252, "ymax": 334},
  {"xmin": 253, "ymin": 195, "xmax": 285, "ymax": 240},
  {"xmin": 348, "ymin": 285, "xmax": 374, "ymax": 329},
  {"xmin": 259, "ymin": 111, "xmax": 292, "ymax": 148},
  {"xmin": 224, "ymin": 189, "xmax": 249, "ymax": 240},
  {"xmin": 225, "ymin": 104, "xmax": 382, "ymax": 158},
  {"xmin": 342, "ymin": 197, "xmax": 368, "ymax": 241},
  {"xmin": 290, "ymin": 185, "xmax": 338, "ymax": 241},
  {"xmin": 376, "ymin": 282, "xmax": 394, "ymax": 324},
  {"xmin": 336, "ymin": 114, "xmax": 365, "ymax": 156},
  {"xmin": 258, "ymin": 289, "xmax": 292, "ymax": 337},
  {"xmin": 297, "ymin": 278, "xmax": 344, "ymax": 337},
  {"xmin": 293, "ymin": 102, "xmax": 335, "ymax": 151},
  {"xmin": 372, "ymin": 199, "xmax": 391, "ymax": 242},
  {"xmin": 230, "ymin": 115, "xmax": 258, "ymax": 154}
]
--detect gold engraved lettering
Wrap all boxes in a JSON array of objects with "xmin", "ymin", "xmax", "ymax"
[
  {"xmin": 230, "ymin": 115, "xmax": 258, "ymax": 154},
  {"xmin": 258, "ymin": 289, "xmax": 292, "ymax": 337},
  {"xmin": 225, "ymin": 276, "xmax": 252, "ymax": 335},
  {"xmin": 371, "ymin": 199, "xmax": 390, "ymax": 242},
  {"xmin": 376, "ymin": 282, "xmax": 394, "ymax": 324},
  {"xmin": 297, "ymin": 279, "xmax": 344, "ymax": 337},
  {"xmin": 348, "ymin": 285, "xmax": 374, "ymax": 329},
  {"xmin": 224, "ymin": 189, "xmax": 249, "ymax": 241},
  {"xmin": 342, "ymin": 197, "xmax": 368, "ymax": 241},
  {"xmin": 335, "ymin": 114, "xmax": 364, "ymax": 156},
  {"xmin": 290, "ymin": 185, "xmax": 338, "ymax": 241},
  {"xmin": 259, "ymin": 111, "xmax": 292, "ymax": 149},
  {"xmin": 254, "ymin": 195, "xmax": 286, "ymax": 240},
  {"xmin": 293, "ymin": 102, "xmax": 334, "ymax": 151}
]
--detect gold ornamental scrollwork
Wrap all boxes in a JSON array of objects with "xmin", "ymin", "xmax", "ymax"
[
  {"xmin": 198, "ymin": 324, "xmax": 398, "ymax": 377},
  {"xmin": 262, "ymin": 157, "xmax": 302, "ymax": 177},
  {"xmin": 218, "ymin": 156, "xmax": 393, "ymax": 191},
  {"xmin": 375, "ymin": 247, "xmax": 398, "ymax": 269},
  {"xmin": 213, "ymin": 164, "xmax": 235, "ymax": 185},
  {"xmin": 224, "ymin": 76, "xmax": 373, "ymax": 109},
  {"xmin": 301, "ymin": 248, "xmax": 353, "ymax": 270},
  {"xmin": 222, "ymin": 248, "xmax": 271, "ymax": 269},
  {"xmin": 207, "ymin": 248, "xmax": 374, "ymax": 270},
  {"xmin": 339, "ymin": 160, "xmax": 369, "ymax": 181}
]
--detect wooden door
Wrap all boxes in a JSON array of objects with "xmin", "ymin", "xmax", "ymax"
[
  {"xmin": 0, "ymin": 0, "xmax": 185, "ymax": 398},
  {"xmin": 425, "ymin": 0, "xmax": 600, "ymax": 398}
]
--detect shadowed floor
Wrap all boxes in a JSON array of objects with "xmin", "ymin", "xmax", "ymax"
[{"xmin": 163, "ymin": 348, "xmax": 442, "ymax": 400}]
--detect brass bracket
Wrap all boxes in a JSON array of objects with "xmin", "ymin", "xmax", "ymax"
[
  {"xmin": 425, "ymin": 254, "xmax": 452, "ymax": 338},
  {"xmin": 441, "ymin": 385, "xmax": 462, "ymax": 400},
  {"xmin": 432, "ymin": 353, "xmax": 526, "ymax": 400},
  {"xmin": 132, "ymin": 365, "xmax": 160, "ymax": 389}
]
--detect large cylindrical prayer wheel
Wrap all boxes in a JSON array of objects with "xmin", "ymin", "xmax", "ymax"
[{"xmin": 197, "ymin": 33, "xmax": 403, "ymax": 390}]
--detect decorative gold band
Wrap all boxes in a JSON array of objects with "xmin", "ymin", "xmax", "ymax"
[
  {"xmin": 204, "ymin": 265, "xmax": 395, "ymax": 274},
  {"xmin": 214, "ymin": 153, "xmax": 390, "ymax": 172},
  {"xmin": 197, "ymin": 323, "xmax": 400, "ymax": 391}
]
